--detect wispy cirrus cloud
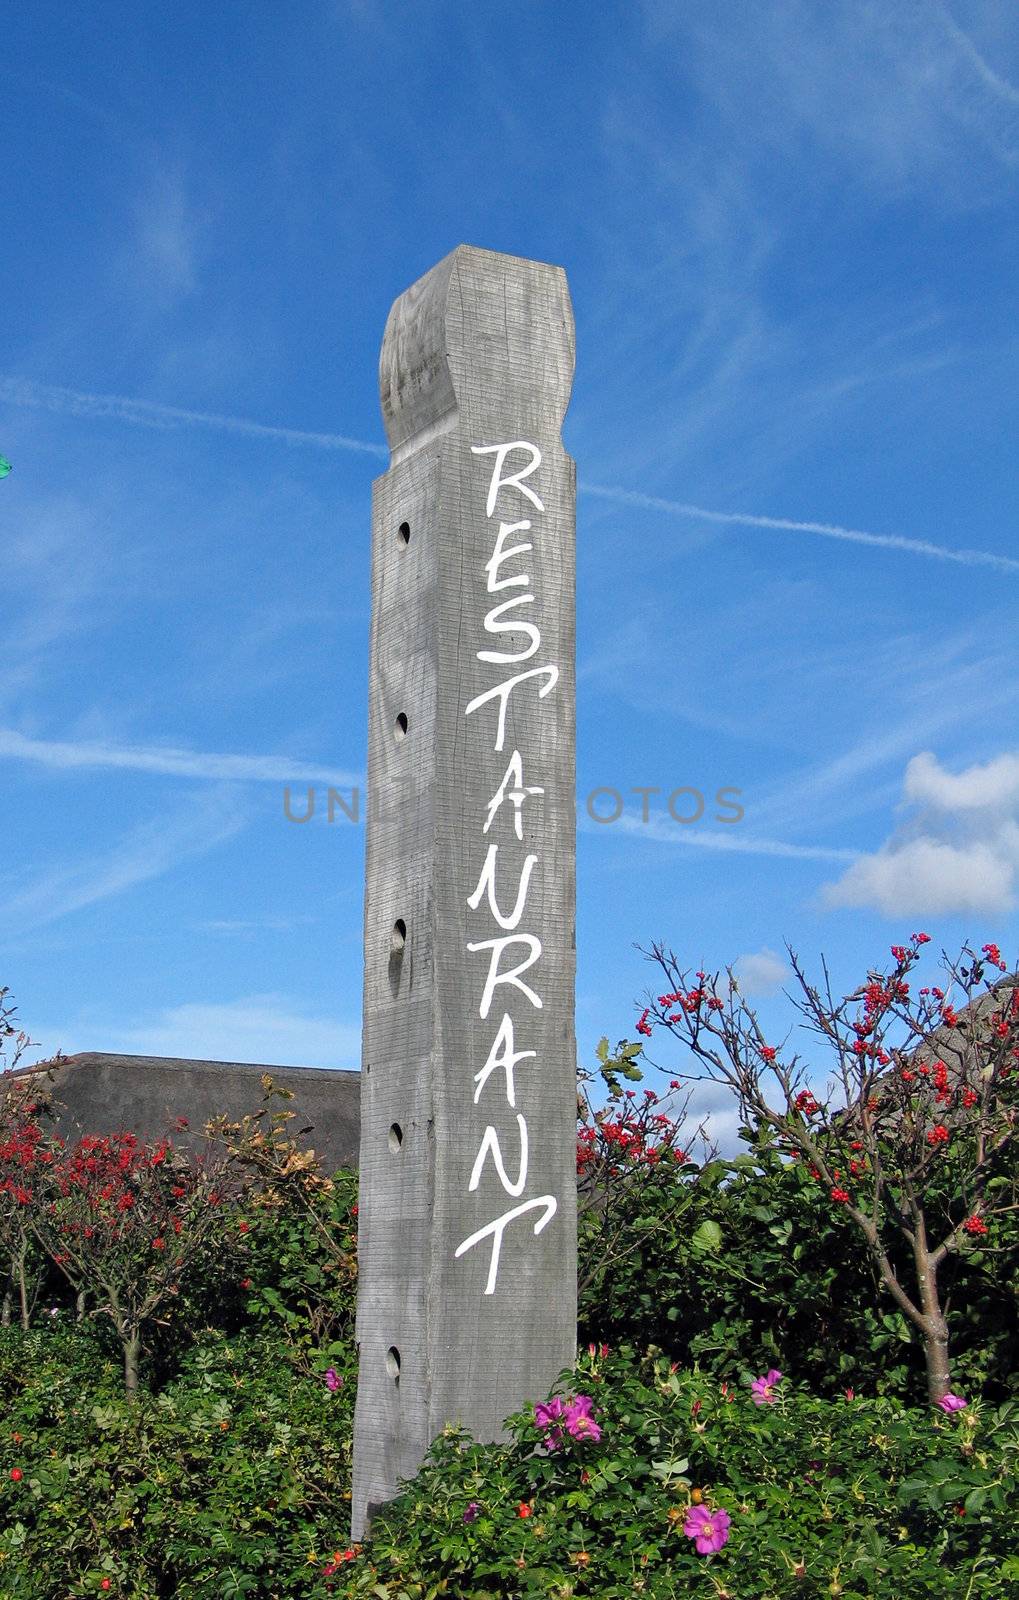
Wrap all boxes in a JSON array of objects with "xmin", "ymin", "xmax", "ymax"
[
  {"xmin": 581, "ymin": 484, "xmax": 1019, "ymax": 575},
  {"xmin": 645, "ymin": 0, "xmax": 1019, "ymax": 192},
  {"xmin": 0, "ymin": 376, "xmax": 386, "ymax": 458},
  {"xmin": 0, "ymin": 727, "xmax": 361, "ymax": 788},
  {"xmin": 130, "ymin": 165, "xmax": 201, "ymax": 304},
  {"xmin": 4, "ymin": 375, "xmax": 1010, "ymax": 573},
  {"xmin": 938, "ymin": 5, "xmax": 1019, "ymax": 110},
  {"xmin": 0, "ymin": 786, "xmax": 248, "ymax": 929},
  {"xmin": 100, "ymin": 993, "xmax": 360, "ymax": 1069},
  {"xmin": 580, "ymin": 810, "xmax": 857, "ymax": 863}
]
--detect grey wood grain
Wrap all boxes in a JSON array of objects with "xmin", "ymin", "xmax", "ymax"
[{"xmin": 352, "ymin": 246, "xmax": 577, "ymax": 1537}]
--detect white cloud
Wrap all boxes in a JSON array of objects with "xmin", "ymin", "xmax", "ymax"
[
  {"xmin": 826, "ymin": 836, "xmax": 1014, "ymax": 917},
  {"xmin": 824, "ymin": 750, "xmax": 1019, "ymax": 917},
  {"xmin": 104, "ymin": 994, "xmax": 361, "ymax": 1070},
  {"xmin": 733, "ymin": 947, "xmax": 789, "ymax": 996},
  {"xmin": 904, "ymin": 749, "xmax": 1019, "ymax": 811}
]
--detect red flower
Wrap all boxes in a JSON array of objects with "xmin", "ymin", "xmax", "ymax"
[{"xmin": 9, "ymin": 1468, "xmax": 22, "ymax": 1481}]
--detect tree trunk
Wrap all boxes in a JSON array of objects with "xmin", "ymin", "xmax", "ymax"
[
  {"xmin": 16, "ymin": 1242, "xmax": 29, "ymax": 1332},
  {"xmin": 923, "ymin": 1315, "xmax": 952, "ymax": 1404},
  {"xmin": 123, "ymin": 1330, "xmax": 141, "ymax": 1398},
  {"xmin": 76, "ymin": 1289, "xmax": 86, "ymax": 1323},
  {"xmin": 1, "ymin": 1274, "xmax": 12, "ymax": 1327},
  {"xmin": 914, "ymin": 1231, "xmax": 952, "ymax": 1403}
]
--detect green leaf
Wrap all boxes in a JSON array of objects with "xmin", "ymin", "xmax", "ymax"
[{"xmin": 691, "ymin": 1219, "xmax": 723, "ymax": 1254}]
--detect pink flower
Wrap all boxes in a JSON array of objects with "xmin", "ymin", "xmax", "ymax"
[
  {"xmin": 751, "ymin": 1369, "xmax": 783, "ymax": 1408},
  {"xmin": 565, "ymin": 1395, "xmax": 601, "ymax": 1443},
  {"xmin": 535, "ymin": 1394, "xmax": 601, "ymax": 1448},
  {"xmin": 937, "ymin": 1393, "xmax": 966, "ymax": 1414},
  {"xmin": 750, "ymin": 1369, "xmax": 782, "ymax": 1405},
  {"xmin": 684, "ymin": 1503, "xmax": 731, "ymax": 1554},
  {"xmin": 324, "ymin": 1368, "xmax": 342, "ymax": 1392},
  {"xmin": 534, "ymin": 1395, "xmax": 568, "ymax": 1450}
]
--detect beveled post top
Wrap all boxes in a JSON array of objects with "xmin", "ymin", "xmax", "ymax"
[{"xmin": 378, "ymin": 244, "xmax": 575, "ymax": 461}]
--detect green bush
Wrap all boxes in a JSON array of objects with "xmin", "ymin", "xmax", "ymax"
[
  {"xmin": 0, "ymin": 1326, "xmax": 357, "ymax": 1599},
  {"xmin": 579, "ymin": 1135, "xmax": 1019, "ymax": 1405},
  {"xmin": 360, "ymin": 1347, "xmax": 1019, "ymax": 1599}
]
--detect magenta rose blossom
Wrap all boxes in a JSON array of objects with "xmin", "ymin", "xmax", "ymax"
[
  {"xmin": 324, "ymin": 1368, "xmax": 342, "ymax": 1392},
  {"xmin": 535, "ymin": 1394, "xmax": 600, "ymax": 1449},
  {"xmin": 684, "ymin": 1504, "xmax": 732, "ymax": 1554},
  {"xmin": 936, "ymin": 1393, "xmax": 966, "ymax": 1414},
  {"xmin": 750, "ymin": 1369, "xmax": 782, "ymax": 1405},
  {"xmin": 565, "ymin": 1395, "xmax": 601, "ymax": 1443},
  {"xmin": 534, "ymin": 1395, "xmax": 569, "ymax": 1450}
]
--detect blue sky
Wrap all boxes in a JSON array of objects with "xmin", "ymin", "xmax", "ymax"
[{"xmin": 2, "ymin": 1, "xmax": 1018, "ymax": 1137}]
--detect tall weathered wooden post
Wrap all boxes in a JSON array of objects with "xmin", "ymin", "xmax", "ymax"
[{"xmin": 352, "ymin": 245, "xmax": 577, "ymax": 1537}]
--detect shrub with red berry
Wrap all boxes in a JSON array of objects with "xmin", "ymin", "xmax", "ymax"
[
  {"xmin": 29, "ymin": 1125, "xmax": 252, "ymax": 1395},
  {"xmin": 638, "ymin": 937, "xmax": 1019, "ymax": 1405},
  {"xmin": 0, "ymin": 987, "xmax": 51, "ymax": 1331},
  {"xmin": 576, "ymin": 1036, "xmax": 701, "ymax": 1302}
]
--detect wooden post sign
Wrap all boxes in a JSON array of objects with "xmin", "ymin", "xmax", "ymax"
[{"xmin": 352, "ymin": 246, "xmax": 577, "ymax": 1536}]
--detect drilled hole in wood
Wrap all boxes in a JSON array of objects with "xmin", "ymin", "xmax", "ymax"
[
  {"xmin": 397, "ymin": 521, "xmax": 410, "ymax": 546},
  {"xmin": 388, "ymin": 1123, "xmax": 403, "ymax": 1153},
  {"xmin": 386, "ymin": 1346, "xmax": 401, "ymax": 1383},
  {"xmin": 388, "ymin": 920, "xmax": 407, "ymax": 999},
  {"xmin": 394, "ymin": 712, "xmax": 408, "ymax": 742}
]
